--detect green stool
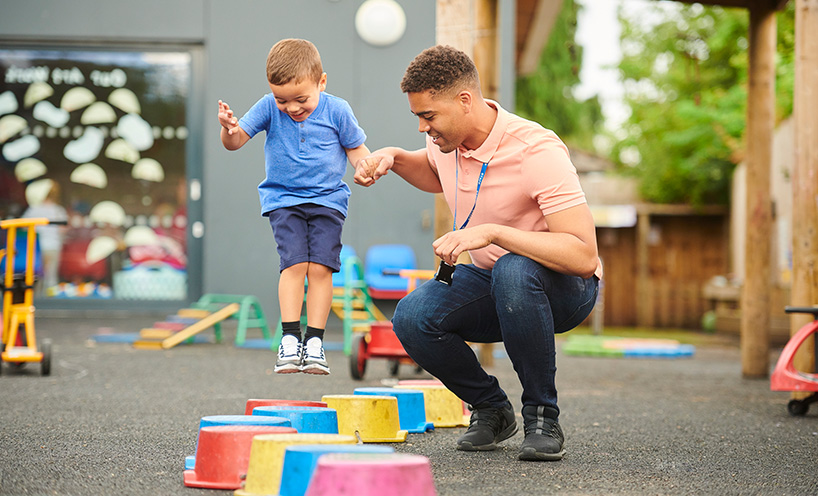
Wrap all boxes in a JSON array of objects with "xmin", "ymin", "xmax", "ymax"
[{"xmin": 193, "ymin": 294, "xmax": 271, "ymax": 346}]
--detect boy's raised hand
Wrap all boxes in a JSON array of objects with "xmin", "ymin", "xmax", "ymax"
[{"xmin": 218, "ymin": 100, "xmax": 240, "ymax": 135}]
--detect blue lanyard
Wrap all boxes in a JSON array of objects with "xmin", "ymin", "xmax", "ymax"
[{"xmin": 453, "ymin": 150, "xmax": 489, "ymax": 231}]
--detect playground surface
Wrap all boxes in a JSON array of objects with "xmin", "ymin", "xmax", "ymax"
[{"xmin": 1, "ymin": 313, "xmax": 817, "ymax": 496}]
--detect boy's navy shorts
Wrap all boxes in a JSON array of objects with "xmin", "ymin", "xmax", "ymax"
[{"xmin": 267, "ymin": 203, "xmax": 344, "ymax": 273}]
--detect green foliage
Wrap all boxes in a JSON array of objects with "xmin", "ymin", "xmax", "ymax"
[
  {"xmin": 613, "ymin": 2, "xmax": 795, "ymax": 206},
  {"xmin": 515, "ymin": 0, "xmax": 604, "ymax": 151}
]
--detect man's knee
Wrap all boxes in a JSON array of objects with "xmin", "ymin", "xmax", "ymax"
[
  {"xmin": 492, "ymin": 254, "xmax": 541, "ymax": 290},
  {"xmin": 392, "ymin": 289, "xmax": 438, "ymax": 341}
]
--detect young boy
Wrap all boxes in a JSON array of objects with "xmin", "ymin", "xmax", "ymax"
[{"xmin": 218, "ymin": 39, "xmax": 370, "ymax": 375}]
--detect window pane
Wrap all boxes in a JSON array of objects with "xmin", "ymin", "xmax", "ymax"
[{"xmin": 0, "ymin": 48, "xmax": 190, "ymax": 300}]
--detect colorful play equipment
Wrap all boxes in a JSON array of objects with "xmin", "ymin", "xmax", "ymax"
[
  {"xmin": 349, "ymin": 269, "xmax": 435, "ymax": 380},
  {"xmin": 354, "ymin": 387, "xmax": 435, "ymax": 433},
  {"xmin": 561, "ymin": 335, "xmax": 695, "ymax": 358},
  {"xmin": 236, "ymin": 433, "xmax": 357, "ymax": 496},
  {"xmin": 192, "ymin": 293, "xmax": 272, "ymax": 347},
  {"xmin": 364, "ymin": 244, "xmax": 417, "ymax": 299},
  {"xmin": 394, "ymin": 383, "xmax": 469, "ymax": 428},
  {"xmin": 279, "ymin": 444, "xmax": 395, "ymax": 496},
  {"xmin": 133, "ymin": 293, "xmax": 271, "ymax": 349},
  {"xmin": 244, "ymin": 399, "xmax": 327, "ymax": 415},
  {"xmin": 183, "ymin": 425, "xmax": 297, "ymax": 490},
  {"xmin": 349, "ymin": 321, "xmax": 411, "ymax": 380},
  {"xmin": 251, "ymin": 406, "xmax": 339, "ymax": 434},
  {"xmin": 0, "ymin": 217, "xmax": 52, "ymax": 376},
  {"xmin": 305, "ymin": 453, "xmax": 438, "ymax": 496},
  {"xmin": 185, "ymin": 414, "xmax": 293, "ymax": 470},
  {"xmin": 771, "ymin": 306, "xmax": 818, "ymax": 416},
  {"xmin": 321, "ymin": 394, "xmax": 407, "ymax": 443}
]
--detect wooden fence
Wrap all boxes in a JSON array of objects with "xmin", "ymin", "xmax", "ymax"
[{"xmin": 594, "ymin": 206, "xmax": 729, "ymax": 329}]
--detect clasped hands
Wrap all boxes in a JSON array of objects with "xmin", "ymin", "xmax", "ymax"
[{"xmin": 353, "ymin": 154, "xmax": 392, "ymax": 187}]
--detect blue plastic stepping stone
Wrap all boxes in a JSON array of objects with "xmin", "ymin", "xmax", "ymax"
[
  {"xmin": 91, "ymin": 332, "xmax": 140, "ymax": 343},
  {"xmin": 252, "ymin": 406, "xmax": 338, "ymax": 434},
  {"xmin": 185, "ymin": 414, "xmax": 291, "ymax": 470},
  {"xmin": 624, "ymin": 344, "xmax": 695, "ymax": 358},
  {"xmin": 353, "ymin": 387, "xmax": 435, "ymax": 433},
  {"xmin": 236, "ymin": 338, "xmax": 275, "ymax": 349},
  {"xmin": 279, "ymin": 444, "xmax": 394, "ymax": 496}
]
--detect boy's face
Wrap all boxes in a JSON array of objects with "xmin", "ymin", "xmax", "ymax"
[{"xmin": 269, "ymin": 73, "xmax": 327, "ymax": 122}]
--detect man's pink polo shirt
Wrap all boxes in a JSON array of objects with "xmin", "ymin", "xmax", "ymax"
[{"xmin": 426, "ymin": 100, "xmax": 603, "ymax": 279}]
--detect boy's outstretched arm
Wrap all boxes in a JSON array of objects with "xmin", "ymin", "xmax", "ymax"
[
  {"xmin": 345, "ymin": 144, "xmax": 372, "ymax": 181},
  {"xmin": 218, "ymin": 100, "xmax": 250, "ymax": 150}
]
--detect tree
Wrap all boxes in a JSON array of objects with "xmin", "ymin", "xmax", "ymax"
[
  {"xmin": 612, "ymin": 2, "xmax": 795, "ymax": 206},
  {"xmin": 515, "ymin": 0, "xmax": 604, "ymax": 152}
]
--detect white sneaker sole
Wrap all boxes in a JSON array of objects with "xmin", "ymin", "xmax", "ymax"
[
  {"xmin": 274, "ymin": 363, "xmax": 301, "ymax": 374},
  {"xmin": 301, "ymin": 363, "xmax": 330, "ymax": 375}
]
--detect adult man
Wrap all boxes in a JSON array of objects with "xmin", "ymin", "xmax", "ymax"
[{"xmin": 354, "ymin": 45, "xmax": 602, "ymax": 461}]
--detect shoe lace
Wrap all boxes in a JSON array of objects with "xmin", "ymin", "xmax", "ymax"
[
  {"xmin": 307, "ymin": 348, "xmax": 325, "ymax": 360},
  {"xmin": 468, "ymin": 406, "xmax": 505, "ymax": 433},
  {"xmin": 279, "ymin": 343, "xmax": 300, "ymax": 359},
  {"xmin": 524, "ymin": 415, "xmax": 561, "ymax": 439},
  {"xmin": 305, "ymin": 343, "xmax": 325, "ymax": 360}
]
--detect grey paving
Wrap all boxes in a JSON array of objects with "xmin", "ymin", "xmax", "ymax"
[{"xmin": 0, "ymin": 313, "xmax": 816, "ymax": 496}]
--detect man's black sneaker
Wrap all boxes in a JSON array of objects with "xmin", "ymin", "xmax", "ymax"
[
  {"xmin": 456, "ymin": 402, "xmax": 518, "ymax": 451},
  {"xmin": 518, "ymin": 405, "xmax": 565, "ymax": 461}
]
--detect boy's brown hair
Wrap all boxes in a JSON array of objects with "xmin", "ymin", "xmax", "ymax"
[
  {"xmin": 400, "ymin": 45, "xmax": 480, "ymax": 98},
  {"xmin": 266, "ymin": 39, "xmax": 323, "ymax": 86}
]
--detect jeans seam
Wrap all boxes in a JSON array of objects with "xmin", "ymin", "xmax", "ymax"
[{"xmin": 437, "ymin": 293, "xmax": 496, "ymax": 335}]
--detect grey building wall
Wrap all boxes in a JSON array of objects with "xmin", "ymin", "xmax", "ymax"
[{"xmin": 0, "ymin": 0, "xmax": 437, "ymax": 320}]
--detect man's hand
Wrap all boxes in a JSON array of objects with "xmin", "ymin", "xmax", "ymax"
[
  {"xmin": 218, "ymin": 100, "xmax": 240, "ymax": 135},
  {"xmin": 432, "ymin": 224, "xmax": 496, "ymax": 265},
  {"xmin": 353, "ymin": 153, "xmax": 394, "ymax": 187}
]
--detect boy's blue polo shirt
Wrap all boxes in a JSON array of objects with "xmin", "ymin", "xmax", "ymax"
[{"xmin": 239, "ymin": 92, "xmax": 366, "ymax": 217}]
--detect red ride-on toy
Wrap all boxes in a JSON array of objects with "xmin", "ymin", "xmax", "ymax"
[
  {"xmin": 0, "ymin": 218, "xmax": 55, "ymax": 376},
  {"xmin": 348, "ymin": 269, "xmax": 435, "ymax": 380},
  {"xmin": 349, "ymin": 321, "xmax": 413, "ymax": 380},
  {"xmin": 771, "ymin": 306, "xmax": 818, "ymax": 415}
]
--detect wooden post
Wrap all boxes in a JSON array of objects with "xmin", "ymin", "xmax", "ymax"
[
  {"xmin": 741, "ymin": 3, "xmax": 776, "ymax": 378},
  {"xmin": 436, "ymin": 0, "xmax": 499, "ymax": 366},
  {"xmin": 790, "ymin": 0, "xmax": 818, "ymax": 384},
  {"xmin": 636, "ymin": 209, "xmax": 653, "ymax": 328}
]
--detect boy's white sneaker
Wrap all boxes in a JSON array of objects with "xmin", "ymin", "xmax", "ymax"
[
  {"xmin": 301, "ymin": 337, "xmax": 330, "ymax": 375},
  {"xmin": 274, "ymin": 335, "xmax": 302, "ymax": 374}
]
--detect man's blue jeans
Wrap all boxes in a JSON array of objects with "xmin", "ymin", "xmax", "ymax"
[{"xmin": 392, "ymin": 253, "xmax": 598, "ymax": 417}]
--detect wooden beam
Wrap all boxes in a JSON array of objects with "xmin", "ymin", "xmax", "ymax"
[
  {"xmin": 667, "ymin": 0, "xmax": 789, "ymax": 9},
  {"xmin": 740, "ymin": 3, "xmax": 776, "ymax": 378},
  {"xmin": 517, "ymin": 0, "xmax": 563, "ymax": 76},
  {"xmin": 790, "ymin": 0, "xmax": 818, "ymax": 390}
]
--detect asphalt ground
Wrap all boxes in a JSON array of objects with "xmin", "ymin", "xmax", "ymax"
[{"xmin": 1, "ymin": 312, "xmax": 817, "ymax": 496}]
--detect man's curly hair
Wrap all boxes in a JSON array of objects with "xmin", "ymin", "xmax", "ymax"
[{"xmin": 400, "ymin": 45, "xmax": 480, "ymax": 97}]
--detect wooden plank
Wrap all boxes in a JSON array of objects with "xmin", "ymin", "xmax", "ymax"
[
  {"xmin": 139, "ymin": 328, "xmax": 174, "ymax": 340},
  {"xmin": 132, "ymin": 340, "xmax": 165, "ymax": 350},
  {"xmin": 741, "ymin": 3, "xmax": 776, "ymax": 377},
  {"xmin": 177, "ymin": 308, "xmax": 212, "ymax": 319},
  {"xmin": 790, "ymin": 0, "xmax": 818, "ymax": 388},
  {"xmin": 160, "ymin": 303, "xmax": 240, "ymax": 349}
]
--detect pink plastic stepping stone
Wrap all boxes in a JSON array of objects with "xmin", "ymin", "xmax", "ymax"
[{"xmin": 305, "ymin": 453, "xmax": 437, "ymax": 496}]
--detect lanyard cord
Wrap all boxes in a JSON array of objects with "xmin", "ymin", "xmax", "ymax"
[{"xmin": 453, "ymin": 149, "xmax": 489, "ymax": 231}]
